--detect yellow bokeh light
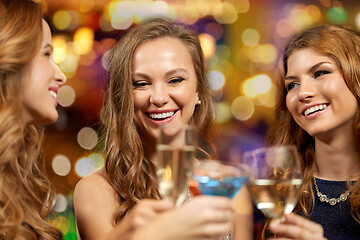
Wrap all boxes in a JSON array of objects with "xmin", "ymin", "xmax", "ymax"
[
  {"xmin": 49, "ymin": 216, "xmax": 70, "ymax": 236},
  {"xmin": 242, "ymin": 74, "xmax": 273, "ymax": 99},
  {"xmin": 356, "ymin": 13, "xmax": 360, "ymax": 29},
  {"xmin": 53, "ymin": 10, "xmax": 71, "ymax": 30},
  {"xmin": 79, "ymin": 0, "xmax": 95, "ymax": 12},
  {"xmin": 231, "ymin": 96, "xmax": 254, "ymax": 121},
  {"xmin": 213, "ymin": 2, "xmax": 238, "ymax": 24},
  {"xmin": 250, "ymin": 44, "xmax": 278, "ymax": 64},
  {"xmin": 242, "ymin": 28, "xmax": 260, "ymax": 47},
  {"xmin": 73, "ymin": 27, "xmax": 94, "ymax": 55},
  {"xmin": 215, "ymin": 102, "xmax": 232, "ymax": 124},
  {"xmin": 289, "ymin": 4, "xmax": 313, "ymax": 32},
  {"xmin": 59, "ymin": 54, "xmax": 78, "ymax": 74},
  {"xmin": 252, "ymin": 74, "xmax": 272, "ymax": 94},
  {"xmin": 305, "ymin": 5, "xmax": 321, "ymax": 23},
  {"xmin": 77, "ymin": 127, "xmax": 98, "ymax": 150},
  {"xmin": 199, "ymin": 33, "xmax": 216, "ymax": 59},
  {"xmin": 52, "ymin": 35, "xmax": 67, "ymax": 64},
  {"xmin": 225, "ymin": 0, "xmax": 249, "ymax": 13}
]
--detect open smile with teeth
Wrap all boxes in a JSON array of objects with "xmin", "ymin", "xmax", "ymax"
[
  {"xmin": 50, "ymin": 90, "xmax": 57, "ymax": 99},
  {"xmin": 148, "ymin": 110, "xmax": 177, "ymax": 120},
  {"xmin": 303, "ymin": 104, "xmax": 328, "ymax": 117}
]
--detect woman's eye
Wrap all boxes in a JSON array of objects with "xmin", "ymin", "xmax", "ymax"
[
  {"xmin": 132, "ymin": 81, "xmax": 149, "ymax": 88},
  {"xmin": 286, "ymin": 82, "xmax": 299, "ymax": 91},
  {"xmin": 168, "ymin": 77, "xmax": 184, "ymax": 84},
  {"xmin": 314, "ymin": 70, "xmax": 330, "ymax": 79},
  {"xmin": 44, "ymin": 52, "xmax": 52, "ymax": 58}
]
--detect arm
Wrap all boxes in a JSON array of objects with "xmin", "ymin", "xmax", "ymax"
[
  {"xmin": 232, "ymin": 187, "xmax": 254, "ymax": 240},
  {"xmin": 74, "ymin": 168, "xmax": 173, "ymax": 240},
  {"xmin": 268, "ymin": 213, "xmax": 327, "ymax": 240}
]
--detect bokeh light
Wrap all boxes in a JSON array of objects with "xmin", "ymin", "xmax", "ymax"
[
  {"xmin": 207, "ymin": 71, "xmax": 226, "ymax": 91},
  {"xmin": 242, "ymin": 28, "xmax": 260, "ymax": 47},
  {"xmin": 327, "ymin": 7, "xmax": 347, "ymax": 24},
  {"xmin": 53, "ymin": 10, "xmax": 71, "ymax": 30},
  {"xmin": 75, "ymin": 153, "xmax": 105, "ymax": 177},
  {"xmin": 57, "ymin": 85, "xmax": 76, "ymax": 107},
  {"xmin": 53, "ymin": 194, "xmax": 68, "ymax": 213},
  {"xmin": 214, "ymin": 102, "xmax": 232, "ymax": 123},
  {"xmin": 52, "ymin": 154, "xmax": 71, "ymax": 176},
  {"xmin": 231, "ymin": 96, "xmax": 254, "ymax": 121},
  {"xmin": 199, "ymin": 33, "xmax": 216, "ymax": 59},
  {"xmin": 213, "ymin": 2, "xmax": 238, "ymax": 24},
  {"xmin": 77, "ymin": 127, "xmax": 98, "ymax": 150}
]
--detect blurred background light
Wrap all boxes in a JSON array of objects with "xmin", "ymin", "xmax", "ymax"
[
  {"xmin": 52, "ymin": 154, "xmax": 71, "ymax": 176},
  {"xmin": 213, "ymin": 2, "xmax": 238, "ymax": 24},
  {"xmin": 231, "ymin": 96, "xmax": 254, "ymax": 121},
  {"xmin": 75, "ymin": 153, "xmax": 105, "ymax": 177},
  {"xmin": 207, "ymin": 70, "xmax": 226, "ymax": 91},
  {"xmin": 77, "ymin": 127, "xmax": 98, "ymax": 150},
  {"xmin": 53, "ymin": 194, "xmax": 68, "ymax": 213},
  {"xmin": 57, "ymin": 85, "xmax": 76, "ymax": 107}
]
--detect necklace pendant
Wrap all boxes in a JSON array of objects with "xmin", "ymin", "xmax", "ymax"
[
  {"xmin": 340, "ymin": 193, "xmax": 348, "ymax": 201},
  {"xmin": 329, "ymin": 198, "xmax": 337, "ymax": 206},
  {"xmin": 319, "ymin": 194, "xmax": 327, "ymax": 202}
]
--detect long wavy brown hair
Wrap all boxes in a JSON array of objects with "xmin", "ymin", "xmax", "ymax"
[
  {"xmin": 0, "ymin": 0, "xmax": 60, "ymax": 239},
  {"xmin": 102, "ymin": 18, "xmax": 214, "ymax": 223},
  {"xmin": 267, "ymin": 24, "xmax": 360, "ymax": 223}
]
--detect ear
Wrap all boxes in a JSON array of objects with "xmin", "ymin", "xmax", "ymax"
[{"xmin": 195, "ymin": 91, "xmax": 199, "ymax": 104}]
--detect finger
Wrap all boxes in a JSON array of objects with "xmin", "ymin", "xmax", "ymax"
[
  {"xmin": 269, "ymin": 219, "xmax": 323, "ymax": 239},
  {"xmin": 283, "ymin": 213, "xmax": 324, "ymax": 235},
  {"xmin": 199, "ymin": 209, "xmax": 233, "ymax": 224}
]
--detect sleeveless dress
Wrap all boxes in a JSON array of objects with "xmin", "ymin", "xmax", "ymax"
[{"xmin": 309, "ymin": 178, "xmax": 360, "ymax": 240}]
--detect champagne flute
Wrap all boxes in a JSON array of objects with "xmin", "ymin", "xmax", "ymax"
[
  {"xmin": 192, "ymin": 160, "xmax": 250, "ymax": 240},
  {"xmin": 244, "ymin": 145, "xmax": 303, "ymax": 221},
  {"xmin": 156, "ymin": 123, "xmax": 196, "ymax": 207}
]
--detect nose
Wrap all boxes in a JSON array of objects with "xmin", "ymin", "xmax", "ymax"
[
  {"xmin": 298, "ymin": 78, "xmax": 315, "ymax": 102},
  {"xmin": 149, "ymin": 83, "xmax": 169, "ymax": 107},
  {"xmin": 54, "ymin": 64, "xmax": 67, "ymax": 85}
]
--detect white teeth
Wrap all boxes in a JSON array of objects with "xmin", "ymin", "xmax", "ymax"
[
  {"xmin": 50, "ymin": 90, "xmax": 57, "ymax": 99},
  {"xmin": 149, "ymin": 111, "xmax": 175, "ymax": 119},
  {"xmin": 304, "ymin": 104, "xmax": 327, "ymax": 116}
]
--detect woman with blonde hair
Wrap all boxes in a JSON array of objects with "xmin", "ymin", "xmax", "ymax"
[
  {"xmin": 267, "ymin": 24, "xmax": 360, "ymax": 239},
  {"xmin": 74, "ymin": 18, "xmax": 234, "ymax": 240},
  {"xmin": 0, "ymin": 0, "xmax": 66, "ymax": 239}
]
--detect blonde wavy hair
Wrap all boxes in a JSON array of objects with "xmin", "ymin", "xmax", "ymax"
[
  {"xmin": 0, "ymin": 0, "xmax": 59, "ymax": 239},
  {"xmin": 102, "ymin": 18, "xmax": 215, "ymax": 223},
  {"xmin": 267, "ymin": 24, "xmax": 360, "ymax": 224}
]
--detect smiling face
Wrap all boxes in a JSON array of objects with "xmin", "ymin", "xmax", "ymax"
[
  {"xmin": 285, "ymin": 48, "xmax": 358, "ymax": 138},
  {"xmin": 132, "ymin": 36, "xmax": 199, "ymax": 141},
  {"xmin": 22, "ymin": 20, "xmax": 66, "ymax": 125}
]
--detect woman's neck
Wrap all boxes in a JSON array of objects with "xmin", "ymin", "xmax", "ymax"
[{"xmin": 314, "ymin": 131, "xmax": 360, "ymax": 181}]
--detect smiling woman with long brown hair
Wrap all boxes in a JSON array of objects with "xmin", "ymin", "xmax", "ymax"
[
  {"xmin": 266, "ymin": 24, "xmax": 360, "ymax": 239},
  {"xmin": 0, "ymin": 0, "xmax": 66, "ymax": 239}
]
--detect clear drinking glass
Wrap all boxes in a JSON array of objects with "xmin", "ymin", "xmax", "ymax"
[
  {"xmin": 156, "ymin": 124, "xmax": 196, "ymax": 207},
  {"xmin": 192, "ymin": 160, "xmax": 251, "ymax": 240},
  {"xmin": 244, "ymin": 145, "xmax": 303, "ymax": 221}
]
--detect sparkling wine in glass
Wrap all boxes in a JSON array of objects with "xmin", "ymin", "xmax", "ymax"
[
  {"xmin": 156, "ymin": 124, "xmax": 196, "ymax": 207},
  {"xmin": 244, "ymin": 145, "xmax": 303, "ymax": 221}
]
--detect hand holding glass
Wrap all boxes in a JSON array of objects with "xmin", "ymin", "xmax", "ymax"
[{"xmin": 244, "ymin": 145, "xmax": 302, "ymax": 221}]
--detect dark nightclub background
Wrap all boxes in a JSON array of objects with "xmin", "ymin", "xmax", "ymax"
[{"xmin": 41, "ymin": 0, "xmax": 356, "ymax": 238}]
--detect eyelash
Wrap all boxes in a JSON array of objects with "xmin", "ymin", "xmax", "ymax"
[
  {"xmin": 132, "ymin": 77, "xmax": 185, "ymax": 88},
  {"xmin": 286, "ymin": 82, "xmax": 298, "ymax": 91},
  {"xmin": 132, "ymin": 81, "xmax": 148, "ymax": 88},
  {"xmin": 314, "ymin": 70, "xmax": 330, "ymax": 78}
]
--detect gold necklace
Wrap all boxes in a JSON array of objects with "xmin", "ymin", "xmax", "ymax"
[{"xmin": 313, "ymin": 177, "xmax": 351, "ymax": 206}]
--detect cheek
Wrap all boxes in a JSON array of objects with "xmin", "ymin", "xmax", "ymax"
[
  {"xmin": 133, "ymin": 91, "xmax": 149, "ymax": 110},
  {"xmin": 286, "ymin": 93, "xmax": 298, "ymax": 115}
]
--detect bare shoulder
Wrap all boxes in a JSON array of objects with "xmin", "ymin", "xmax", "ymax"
[
  {"xmin": 74, "ymin": 167, "xmax": 120, "ymax": 240},
  {"xmin": 74, "ymin": 166, "xmax": 118, "ymax": 208}
]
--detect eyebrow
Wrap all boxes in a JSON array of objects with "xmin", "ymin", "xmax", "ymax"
[
  {"xmin": 42, "ymin": 43, "xmax": 53, "ymax": 50},
  {"xmin": 133, "ymin": 68, "xmax": 189, "ymax": 80},
  {"xmin": 285, "ymin": 61, "xmax": 332, "ymax": 81}
]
